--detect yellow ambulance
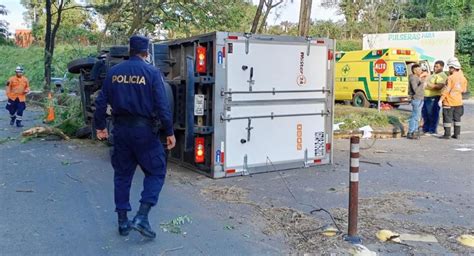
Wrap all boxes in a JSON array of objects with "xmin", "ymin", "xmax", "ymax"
[{"xmin": 335, "ymin": 48, "xmax": 429, "ymax": 107}]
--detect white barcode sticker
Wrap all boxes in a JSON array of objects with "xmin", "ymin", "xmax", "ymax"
[{"xmin": 194, "ymin": 94, "xmax": 205, "ymax": 116}]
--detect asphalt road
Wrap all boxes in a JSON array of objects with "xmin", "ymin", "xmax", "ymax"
[{"xmin": 0, "ymin": 100, "xmax": 473, "ymax": 255}]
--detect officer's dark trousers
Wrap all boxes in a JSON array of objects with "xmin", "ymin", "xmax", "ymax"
[
  {"xmin": 111, "ymin": 124, "xmax": 166, "ymax": 212},
  {"xmin": 5, "ymin": 98, "xmax": 26, "ymax": 120}
]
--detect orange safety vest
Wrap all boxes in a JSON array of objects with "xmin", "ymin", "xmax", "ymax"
[
  {"xmin": 441, "ymin": 71, "xmax": 467, "ymax": 107},
  {"xmin": 6, "ymin": 75, "xmax": 30, "ymax": 102}
]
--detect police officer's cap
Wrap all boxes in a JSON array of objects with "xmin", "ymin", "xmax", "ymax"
[{"xmin": 129, "ymin": 35, "xmax": 149, "ymax": 53}]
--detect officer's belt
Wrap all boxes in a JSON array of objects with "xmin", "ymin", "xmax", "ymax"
[{"xmin": 113, "ymin": 115, "xmax": 153, "ymax": 127}]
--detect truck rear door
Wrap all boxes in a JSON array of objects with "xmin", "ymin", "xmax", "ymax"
[{"xmin": 221, "ymin": 36, "xmax": 333, "ymax": 174}]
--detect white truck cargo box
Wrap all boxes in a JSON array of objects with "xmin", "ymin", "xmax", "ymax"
[
  {"xmin": 212, "ymin": 33, "xmax": 335, "ymax": 178},
  {"xmin": 162, "ymin": 32, "xmax": 335, "ymax": 178}
]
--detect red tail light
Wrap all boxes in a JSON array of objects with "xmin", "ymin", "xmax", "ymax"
[
  {"xmin": 196, "ymin": 46, "xmax": 207, "ymax": 73},
  {"xmin": 195, "ymin": 137, "xmax": 205, "ymax": 163},
  {"xmin": 326, "ymin": 143, "xmax": 331, "ymax": 153},
  {"xmin": 328, "ymin": 50, "xmax": 333, "ymax": 60},
  {"xmin": 386, "ymin": 81, "xmax": 393, "ymax": 90}
]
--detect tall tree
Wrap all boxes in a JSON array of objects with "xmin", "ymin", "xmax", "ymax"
[
  {"xmin": 298, "ymin": 0, "xmax": 312, "ymax": 37},
  {"xmin": 257, "ymin": 0, "xmax": 284, "ymax": 33},
  {"xmin": 44, "ymin": 0, "xmax": 70, "ymax": 92},
  {"xmin": 0, "ymin": 5, "xmax": 9, "ymax": 41},
  {"xmin": 251, "ymin": 0, "xmax": 265, "ymax": 33}
]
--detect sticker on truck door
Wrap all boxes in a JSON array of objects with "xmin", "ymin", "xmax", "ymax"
[
  {"xmin": 194, "ymin": 94, "xmax": 205, "ymax": 116},
  {"xmin": 297, "ymin": 52, "xmax": 307, "ymax": 86},
  {"xmin": 314, "ymin": 132, "xmax": 325, "ymax": 156}
]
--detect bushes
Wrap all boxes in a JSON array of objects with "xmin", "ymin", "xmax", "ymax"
[
  {"xmin": 0, "ymin": 45, "xmax": 96, "ymax": 90},
  {"xmin": 336, "ymin": 40, "xmax": 362, "ymax": 51}
]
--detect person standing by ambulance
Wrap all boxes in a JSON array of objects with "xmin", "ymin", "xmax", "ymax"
[
  {"xmin": 5, "ymin": 66, "xmax": 30, "ymax": 127},
  {"xmin": 422, "ymin": 60, "xmax": 448, "ymax": 135},
  {"xmin": 438, "ymin": 57, "xmax": 468, "ymax": 139},
  {"xmin": 94, "ymin": 35, "xmax": 175, "ymax": 238},
  {"xmin": 407, "ymin": 64, "xmax": 427, "ymax": 139}
]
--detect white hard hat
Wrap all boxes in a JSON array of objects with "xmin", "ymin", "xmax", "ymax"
[
  {"xmin": 15, "ymin": 66, "xmax": 24, "ymax": 73},
  {"xmin": 447, "ymin": 57, "xmax": 461, "ymax": 69}
]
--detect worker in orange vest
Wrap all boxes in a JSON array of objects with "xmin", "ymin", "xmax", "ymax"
[
  {"xmin": 438, "ymin": 57, "xmax": 468, "ymax": 139},
  {"xmin": 5, "ymin": 66, "xmax": 30, "ymax": 127}
]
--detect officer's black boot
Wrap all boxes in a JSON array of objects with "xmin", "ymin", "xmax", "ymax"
[
  {"xmin": 132, "ymin": 203, "xmax": 156, "ymax": 239},
  {"xmin": 441, "ymin": 127, "xmax": 451, "ymax": 139},
  {"xmin": 117, "ymin": 211, "xmax": 132, "ymax": 236},
  {"xmin": 9, "ymin": 116, "xmax": 16, "ymax": 126},
  {"xmin": 16, "ymin": 119, "xmax": 24, "ymax": 128},
  {"xmin": 452, "ymin": 126, "xmax": 461, "ymax": 139}
]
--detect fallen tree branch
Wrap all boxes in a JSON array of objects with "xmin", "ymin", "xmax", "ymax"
[{"xmin": 22, "ymin": 126, "xmax": 70, "ymax": 140}]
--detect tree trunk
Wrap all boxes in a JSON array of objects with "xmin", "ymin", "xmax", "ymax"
[
  {"xmin": 258, "ymin": 0, "xmax": 284, "ymax": 34},
  {"xmin": 44, "ymin": 0, "xmax": 52, "ymax": 92},
  {"xmin": 251, "ymin": 0, "xmax": 265, "ymax": 33},
  {"xmin": 298, "ymin": 0, "xmax": 312, "ymax": 37},
  {"xmin": 44, "ymin": 0, "xmax": 66, "ymax": 92}
]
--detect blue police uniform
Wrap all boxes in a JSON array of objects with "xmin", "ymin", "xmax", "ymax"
[{"xmin": 94, "ymin": 36, "xmax": 173, "ymax": 215}]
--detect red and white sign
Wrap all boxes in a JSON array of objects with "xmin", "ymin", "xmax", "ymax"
[{"xmin": 374, "ymin": 59, "xmax": 387, "ymax": 74}]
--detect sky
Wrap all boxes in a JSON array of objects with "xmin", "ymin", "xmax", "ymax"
[
  {"xmin": 1, "ymin": 0, "xmax": 29, "ymax": 33},
  {"xmin": 0, "ymin": 0, "xmax": 342, "ymax": 34}
]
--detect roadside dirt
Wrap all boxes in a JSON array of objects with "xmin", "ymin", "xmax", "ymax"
[{"xmin": 199, "ymin": 186, "xmax": 473, "ymax": 254}]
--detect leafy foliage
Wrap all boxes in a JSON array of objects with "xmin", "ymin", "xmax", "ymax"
[
  {"xmin": 53, "ymin": 93, "xmax": 84, "ymax": 136},
  {"xmin": 160, "ymin": 215, "xmax": 192, "ymax": 234},
  {"xmin": 0, "ymin": 45, "xmax": 96, "ymax": 90},
  {"xmin": 334, "ymin": 105, "xmax": 409, "ymax": 130}
]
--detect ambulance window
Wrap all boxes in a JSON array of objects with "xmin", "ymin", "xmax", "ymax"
[{"xmin": 394, "ymin": 62, "xmax": 406, "ymax": 76}]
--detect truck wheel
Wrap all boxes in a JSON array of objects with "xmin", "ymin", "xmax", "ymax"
[
  {"xmin": 67, "ymin": 57, "xmax": 96, "ymax": 74},
  {"xmin": 352, "ymin": 91, "xmax": 370, "ymax": 108}
]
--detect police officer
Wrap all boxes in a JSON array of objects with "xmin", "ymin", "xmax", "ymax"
[
  {"xmin": 94, "ymin": 35, "xmax": 175, "ymax": 238},
  {"xmin": 5, "ymin": 66, "xmax": 30, "ymax": 127}
]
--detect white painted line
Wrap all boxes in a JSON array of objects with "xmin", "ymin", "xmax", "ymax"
[
  {"xmin": 350, "ymin": 158, "xmax": 359, "ymax": 167},
  {"xmin": 454, "ymin": 148, "xmax": 472, "ymax": 152},
  {"xmin": 350, "ymin": 173, "xmax": 359, "ymax": 182}
]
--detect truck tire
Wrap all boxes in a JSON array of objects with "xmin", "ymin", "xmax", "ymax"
[
  {"xmin": 67, "ymin": 57, "xmax": 96, "ymax": 74},
  {"xmin": 352, "ymin": 91, "xmax": 370, "ymax": 108},
  {"xmin": 75, "ymin": 126, "xmax": 92, "ymax": 139},
  {"xmin": 109, "ymin": 46, "xmax": 128, "ymax": 58}
]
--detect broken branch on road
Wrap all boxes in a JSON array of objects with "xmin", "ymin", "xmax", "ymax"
[{"xmin": 22, "ymin": 126, "xmax": 70, "ymax": 140}]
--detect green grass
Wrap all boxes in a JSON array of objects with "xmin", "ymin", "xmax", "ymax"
[
  {"xmin": 0, "ymin": 44, "xmax": 97, "ymax": 91},
  {"xmin": 334, "ymin": 105, "xmax": 410, "ymax": 130}
]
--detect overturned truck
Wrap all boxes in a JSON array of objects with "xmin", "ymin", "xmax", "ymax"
[{"xmin": 67, "ymin": 32, "xmax": 335, "ymax": 178}]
